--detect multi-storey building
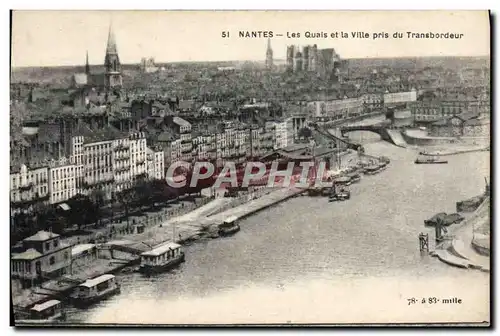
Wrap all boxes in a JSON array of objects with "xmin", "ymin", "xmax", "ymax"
[
  {"xmin": 82, "ymin": 139, "xmax": 114, "ymax": 199},
  {"xmin": 10, "ymin": 163, "xmax": 50, "ymax": 215},
  {"xmin": 112, "ymin": 137, "xmax": 132, "ymax": 193},
  {"xmin": 48, "ymin": 157, "xmax": 77, "ymax": 204},
  {"xmin": 274, "ymin": 118, "xmax": 294, "ymax": 149},
  {"xmin": 383, "ymin": 90, "xmax": 417, "ymax": 108},
  {"xmin": 129, "ymin": 132, "xmax": 147, "ymax": 179},
  {"xmin": 362, "ymin": 93, "xmax": 384, "ymax": 113},
  {"xmin": 11, "ymin": 230, "xmax": 72, "ymax": 288},
  {"xmin": 146, "ymin": 146, "xmax": 165, "ymax": 180},
  {"xmin": 259, "ymin": 121, "xmax": 277, "ymax": 155},
  {"xmin": 308, "ymin": 97, "xmax": 364, "ymax": 122}
]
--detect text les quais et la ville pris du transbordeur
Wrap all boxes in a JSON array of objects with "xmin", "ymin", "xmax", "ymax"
[{"xmin": 221, "ymin": 31, "xmax": 465, "ymax": 40}]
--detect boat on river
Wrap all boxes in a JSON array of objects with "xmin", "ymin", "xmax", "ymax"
[
  {"xmin": 363, "ymin": 164, "xmax": 380, "ymax": 175},
  {"xmin": 70, "ymin": 274, "xmax": 121, "ymax": 307},
  {"xmin": 139, "ymin": 242, "xmax": 185, "ymax": 275},
  {"xmin": 219, "ymin": 216, "xmax": 241, "ymax": 236},
  {"xmin": 415, "ymin": 155, "xmax": 448, "ymax": 164},
  {"xmin": 329, "ymin": 184, "xmax": 350, "ymax": 202},
  {"xmin": 16, "ymin": 300, "xmax": 66, "ymax": 324},
  {"xmin": 334, "ymin": 176, "xmax": 352, "ymax": 186},
  {"xmin": 347, "ymin": 172, "xmax": 361, "ymax": 184}
]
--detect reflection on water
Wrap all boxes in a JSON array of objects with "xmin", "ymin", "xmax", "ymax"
[{"xmin": 65, "ymin": 134, "xmax": 490, "ymax": 324}]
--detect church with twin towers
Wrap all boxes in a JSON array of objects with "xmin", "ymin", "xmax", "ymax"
[{"xmin": 265, "ymin": 38, "xmax": 348, "ymax": 82}]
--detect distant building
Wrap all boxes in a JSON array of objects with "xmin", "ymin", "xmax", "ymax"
[
  {"xmin": 308, "ymin": 97, "xmax": 364, "ymax": 122},
  {"xmin": 71, "ymin": 23, "xmax": 122, "ymax": 90},
  {"xmin": 104, "ymin": 24, "xmax": 123, "ymax": 89},
  {"xmin": 140, "ymin": 57, "xmax": 159, "ymax": 73},
  {"xmin": 429, "ymin": 113, "xmax": 490, "ymax": 138},
  {"xmin": 265, "ymin": 38, "xmax": 273, "ymax": 70},
  {"xmin": 285, "ymin": 44, "xmax": 345, "ymax": 80}
]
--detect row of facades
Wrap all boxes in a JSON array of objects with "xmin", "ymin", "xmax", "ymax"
[{"xmin": 10, "ymin": 131, "xmax": 164, "ymax": 212}]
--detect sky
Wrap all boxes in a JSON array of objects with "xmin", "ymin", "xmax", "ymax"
[{"xmin": 11, "ymin": 10, "xmax": 490, "ymax": 67}]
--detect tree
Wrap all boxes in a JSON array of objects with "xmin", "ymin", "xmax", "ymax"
[{"xmin": 89, "ymin": 187, "xmax": 106, "ymax": 227}]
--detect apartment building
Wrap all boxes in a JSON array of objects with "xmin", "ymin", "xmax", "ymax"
[
  {"xmin": 10, "ymin": 163, "xmax": 50, "ymax": 215},
  {"xmin": 48, "ymin": 157, "xmax": 77, "ymax": 204}
]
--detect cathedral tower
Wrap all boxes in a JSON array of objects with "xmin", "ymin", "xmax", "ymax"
[
  {"xmin": 265, "ymin": 38, "xmax": 273, "ymax": 70},
  {"xmin": 104, "ymin": 23, "xmax": 122, "ymax": 89}
]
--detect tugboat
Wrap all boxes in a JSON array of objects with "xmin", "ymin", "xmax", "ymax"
[
  {"xmin": 414, "ymin": 155, "xmax": 448, "ymax": 164},
  {"xmin": 218, "ymin": 216, "xmax": 241, "ymax": 236},
  {"xmin": 139, "ymin": 242, "xmax": 186, "ymax": 275},
  {"xmin": 70, "ymin": 274, "xmax": 121, "ymax": 307}
]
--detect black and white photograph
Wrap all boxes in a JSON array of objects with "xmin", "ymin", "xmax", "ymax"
[{"xmin": 9, "ymin": 10, "xmax": 490, "ymax": 326}]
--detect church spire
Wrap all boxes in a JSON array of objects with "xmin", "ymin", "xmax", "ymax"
[
  {"xmin": 265, "ymin": 38, "xmax": 273, "ymax": 70},
  {"xmin": 106, "ymin": 22, "xmax": 118, "ymax": 55},
  {"xmin": 85, "ymin": 50, "xmax": 90, "ymax": 74}
]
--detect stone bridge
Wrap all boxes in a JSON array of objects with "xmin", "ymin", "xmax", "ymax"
[{"xmin": 339, "ymin": 122, "xmax": 394, "ymax": 143}]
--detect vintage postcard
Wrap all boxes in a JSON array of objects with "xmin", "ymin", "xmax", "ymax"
[{"xmin": 10, "ymin": 10, "xmax": 490, "ymax": 326}]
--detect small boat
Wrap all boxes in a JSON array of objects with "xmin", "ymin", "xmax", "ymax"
[
  {"xmin": 70, "ymin": 274, "xmax": 121, "ymax": 307},
  {"xmin": 329, "ymin": 185, "xmax": 351, "ymax": 202},
  {"xmin": 16, "ymin": 300, "xmax": 66, "ymax": 324},
  {"xmin": 139, "ymin": 242, "xmax": 185, "ymax": 275},
  {"xmin": 334, "ymin": 176, "xmax": 352, "ymax": 186},
  {"xmin": 415, "ymin": 155, "xmax": 448, "ymax": 164},
  {"xmin": 347, "ymin": 173, "xmax": 361, "ymax": 183},
  {"xmin": 219, "ymin": 216, "xmax": 241, "ymax": 236},
  {"xmin": 363, "ymin": 165, "xmax": 380, "ymax": 175}
]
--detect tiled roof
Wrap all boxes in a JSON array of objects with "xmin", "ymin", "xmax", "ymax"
[{"xmin": 24, "ymin": 230, "xmax": 60, "ymax": 242}]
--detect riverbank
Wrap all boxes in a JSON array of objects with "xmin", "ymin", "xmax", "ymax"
[
  {"xmin": 431, "ymin": 196, "xmax": 490, "ymax": 272},
  {"xmin": 419, "ymin": 146, "xmax": 489, "ymax": 157}
]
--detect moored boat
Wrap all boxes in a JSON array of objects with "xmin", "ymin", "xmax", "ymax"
[
  {"xmin": 16, "ymin": 300, "xmax": 66, "ymax": 324},
  {"xmin": 347, "ymin": 172, "xmax": 361, "ymax": 183},
  {"xmin": 139, "ymin": 242, "xmax": 185, "ymax": 275},
  {"xmin": 70, "ymin": 274, "xmax": 120, "ymax": 307},
  {"xmin": 363, "ymin": 165, "xmax": 380, "ymax": 175},
  {"xmin": 414, "ymin": 155, "xmax": 448, "ymax": 164},
  {"xmin": 329, "ymin": 184, "xmax": 351, "ymax": 202},
  {"xmin": 219, "ymin": 216, "xmax": 241, "ymax": 236},
  {"xmin": 334, "ymin": 176, "xmax": 352, "ymax": 186}
]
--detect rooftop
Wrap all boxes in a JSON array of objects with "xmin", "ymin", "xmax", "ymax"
[
  {"xmin": 24, "ymin": 230, "xmax": 60, "ymax": 242},
  {"xmin": 71, "ymin": 243, "xmax": 96, "ymax": 257},
  {"xmin": 141, "ymin": 242, "xmax": 182, "ymax": 257},
  {"xmin": 173, "ymin": 116, "xmax": 191, "ymax": 127},
  {"xmin": 30, "ymin": 299, "xmax": 61, "ymax": 312},
  {"xmin": 78, "ymin": 274, "xmax": 115, "ymax": 288},
  {"xmin": 12, "ymin": 248, "xmax": 43, "ymax": 261}
]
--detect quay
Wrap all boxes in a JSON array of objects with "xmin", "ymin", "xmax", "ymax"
[
  {"xmin": 12, "ymin": 145, "xmax": 390, "ymax": 319},
  {"xmin": 430, "ymin": 195, "xmax": 490, "ymax": 272}
]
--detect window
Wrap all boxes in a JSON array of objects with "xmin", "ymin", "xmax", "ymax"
[
  {"xmin": 49, "ymin": 256, "xmax": 55, "ymax": 265},
  {"xmin": 45, "ymin": 242, "xmax": 50, "ymax": 251},
  {"xmin": 53, "ymin": 240, "xmax": 59, "ymax": 248},
  {"xmin": 64, "ymin": 252, "xmax": 69, "ymax": 260}
]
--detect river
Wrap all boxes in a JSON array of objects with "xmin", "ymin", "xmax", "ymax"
[{"xmin": 65, "ymin": 132, "xmax": 491, "ymax": 325}]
